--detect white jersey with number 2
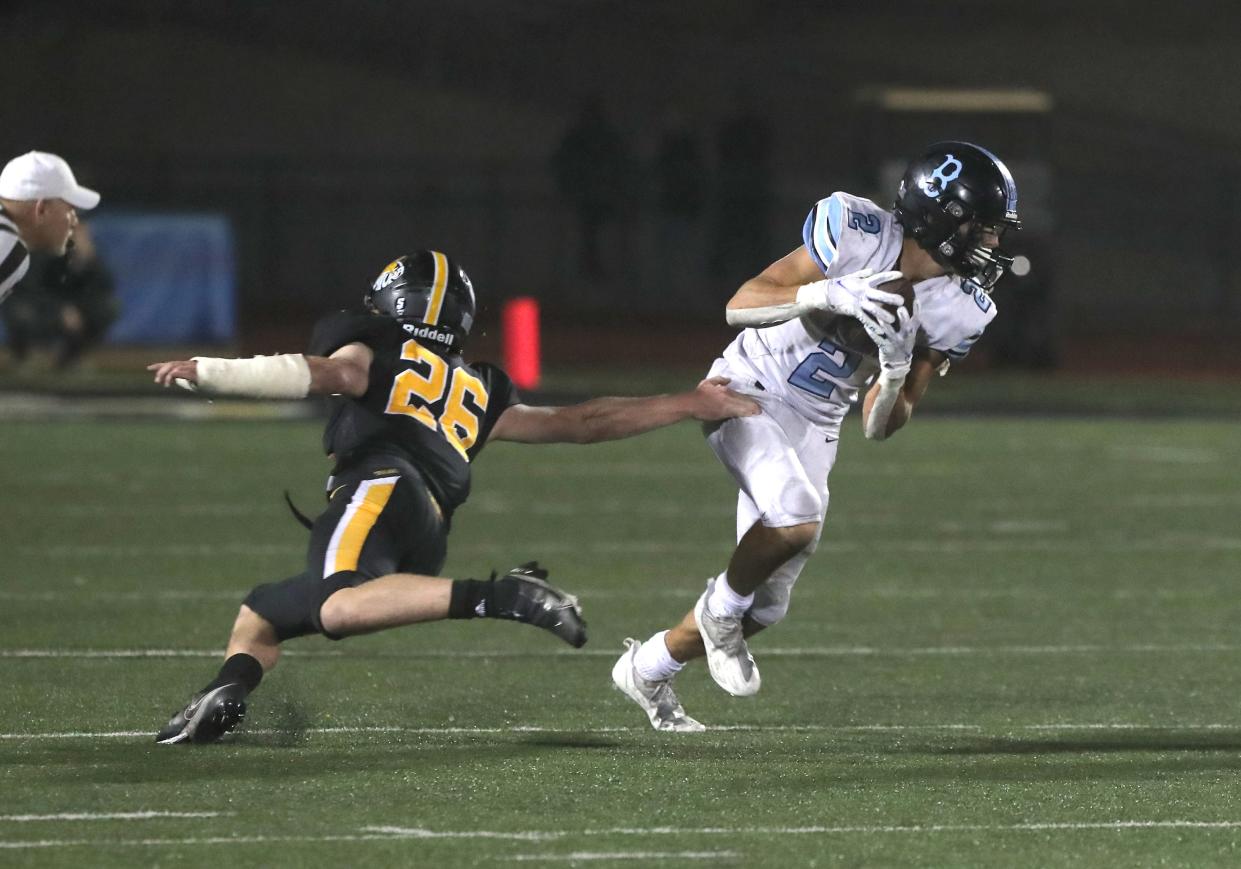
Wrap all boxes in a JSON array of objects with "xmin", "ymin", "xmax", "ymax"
[{"xmin": 715, "ymin": 190, "xmax": 998, "ymax": 437}]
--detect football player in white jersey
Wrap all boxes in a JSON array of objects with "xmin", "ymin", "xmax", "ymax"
[{"xmin": 612, "ymin": 141, "xmax": 1021, "ymax": 731}]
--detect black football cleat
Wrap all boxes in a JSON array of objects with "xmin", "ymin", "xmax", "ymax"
[
  {"xmin": 155, "ymin": 683, "xmax": 248, "ymax": 745},
  {"xmin": 490, "ymin": 562, "xmax": 588, "ymax": 648}
]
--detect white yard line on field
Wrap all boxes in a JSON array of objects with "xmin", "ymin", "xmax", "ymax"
[
  {"xmin": 0, "ymin": 585, "xmax": 1233, "ymax": 604},
  {"xmin": 0, "ymin": 812, "xmax": 228, "ymax": 822},
  {"xmin": 0, "ymin": 584, "xmax": 1233, "ymax": 603},
  {"xmin": 21, "ymin": 536, "xmax": 1241, "ymax": 558},
  {"xmin": 0, "ymin": 724, "xmax": 969, "ymax": 740},
  {"xmin": 1120, "ymin": 493, "xmax": 1241, "ymax": 508},
  {"xmin": 586, "ymin": 821, "xmax": 1241, "ymax": 835},
  {"xmin": 3, "ymin": 721, "xmax": 1240, "ymax": 742},
  {"xmin": 50, "ymin": 504, "xmax": 281, "ymax": 517},
  {"xmin": 5, "ymin": 820, "xmax": 1241, "ymax": 850},
  {"xmin": 5, "ymin": 643, "xmax": 1241, "ymax": 662},
  {"xmin": 0, "ymin": 591, "xmax": 245, "ymax": 602},
  {"xmin": 25, "ymin": 491, "xmax": 1241, "ymax": 516},
  {"xmin": 1106, "ymin": 446, "xmax": 1221, "ymax": 464},
  {"xmin": 0, "ymin": 833, "xmax": 401, "ymax": 850},
  {"xmin": 28, "ymin": 543, "xmax": 303, "ymax": 558},
  {"xmin": 506, "ymin": 851, "xmax": 741, "ymax": 862}
]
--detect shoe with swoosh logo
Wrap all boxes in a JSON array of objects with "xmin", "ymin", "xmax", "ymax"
[
  {"xmin": 487, "ymin": 562, "xmax": 588, "ymax": 649},
  {"xmin": 155, "ymin": 683, "xmax": 247, "ymax": 745}
]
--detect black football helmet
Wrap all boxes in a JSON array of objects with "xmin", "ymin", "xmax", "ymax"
[
  {"xmin": 893, "ymin": 141, "xmax": 1021, "ymax": 290},
  {"xmin": 364, "ymin": 250, "xmax": 476, "ymax": 351}
]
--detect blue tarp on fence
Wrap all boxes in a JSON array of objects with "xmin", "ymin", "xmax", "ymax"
[
  {"xmin": 1, "ymin": 213, "xmax": 237, "ymax": 346},
  {"xmin": 91, "ymin": 213, "xmax": 237, "ymax": 343}
]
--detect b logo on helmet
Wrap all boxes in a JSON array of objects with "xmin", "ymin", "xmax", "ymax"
[
  {"xmin": 919, "ymin": 155, "xmax": 963, "ymax": 200},
  {"xmin": 372, "ymin": 260, "xmax": 405, "ymax": 293}
]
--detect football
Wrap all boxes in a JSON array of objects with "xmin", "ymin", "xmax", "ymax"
[{"xmin": 823, "ymin": 276, "xmax": 915, "ymax": 356}]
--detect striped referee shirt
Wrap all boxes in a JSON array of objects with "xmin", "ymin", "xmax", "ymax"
[{"xmin": 0, "ymin": 204, "xmax": 31, "ymax": 304}]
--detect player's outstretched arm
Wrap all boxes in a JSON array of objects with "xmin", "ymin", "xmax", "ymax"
[
  {"xmin": 147, "ymin": 343, "xmax": 374, "ymax": 399},
  {"xmin": 489, "ymin": 376, "xmax": 761, "ymax": 445},
  {"xmin": 725, "ymin": 246, "xmax": 903, "ymax": 330}
]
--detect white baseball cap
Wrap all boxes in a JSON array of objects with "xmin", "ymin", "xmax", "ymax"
[{"xmin": 0, "ymin": 151, "xmax": 100, "ymax": 209}]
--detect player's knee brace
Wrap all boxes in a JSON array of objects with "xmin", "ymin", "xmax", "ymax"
[
  {"xmin": 746, "ymin": 545, "xmax": 815, "ymax": 628},
  {"xmin": 243, "ymin": 570, "xmax": 361, "ymax": 641},
  {"xmin": 747, "ymin": 592, "xmax": 791, "ymax": 628}
]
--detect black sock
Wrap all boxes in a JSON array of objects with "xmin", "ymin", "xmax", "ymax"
[
  {"xmin": 204, "ymin": 653, "xmax": 264, "ymax": 695},
  {"xmin": 448, "ymin": 576, "xmax": 530, "ymax": 622},
  {"xmin": 448, "ymin": 578, "xmax": 492, "ymax": 619}
]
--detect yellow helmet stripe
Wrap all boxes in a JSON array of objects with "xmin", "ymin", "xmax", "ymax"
[{"xmin": 424, "ymin": 251, "xmax": 449, "ymax": 326}]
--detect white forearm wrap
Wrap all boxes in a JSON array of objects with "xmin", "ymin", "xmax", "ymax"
[
  {"xmin": 864, "ymin": 371, "xmax": 905, "ymax": 441},
  {"xmin": 190, "ymin": 354, "xmax": 312, "ymax": 399},
  {"xmin": 725, "ymin": 284, "xmax": 822, "ymax": 328}
]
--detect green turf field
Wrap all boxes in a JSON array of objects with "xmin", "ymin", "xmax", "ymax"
[{"xmin": 2, "ymin": 414, "xmax": 1241, "ymax": 867}]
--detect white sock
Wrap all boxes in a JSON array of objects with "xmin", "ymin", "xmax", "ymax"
[
  {"xmin": 706, "ymin": 572, "xmax": 753, "ymax": 619},
  {"xmin": 633, "ymin": 631, "xmax": 683, "ymax": 682}
]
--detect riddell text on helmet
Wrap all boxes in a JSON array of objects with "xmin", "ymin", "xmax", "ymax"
[{"xmin": 403, "ymin": 323, "xmax": 456, "ymax": 345}]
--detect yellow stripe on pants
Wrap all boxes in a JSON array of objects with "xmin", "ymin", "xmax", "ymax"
[{"xmin": 324, "ymin": 478, "xmax": 397, "ymax": 576}]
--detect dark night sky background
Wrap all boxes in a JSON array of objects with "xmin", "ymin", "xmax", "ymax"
[{"xmin": 4, "ymin": 0, "xmax": 1239, "ymax": 361}]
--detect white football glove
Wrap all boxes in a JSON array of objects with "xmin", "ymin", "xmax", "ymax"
[
  {"xmin": 795, "ymin": 268, "xmax": 906, "ymax": 326},
  {"xmin": 860, "ymin": 301, "xmax": 919, "ymax": 382}
]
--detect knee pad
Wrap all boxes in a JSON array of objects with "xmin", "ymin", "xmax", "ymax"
[
  {"xmin": 244, "ymin": 570, "xmax": 361, "ymax": 642},
  {"xmin": 746, "ymin": 540, "xmax": 817, "ymax": 628},
  {"xmin": 747, "ymin": 586, "xmax": 791, "ymax": 628}
]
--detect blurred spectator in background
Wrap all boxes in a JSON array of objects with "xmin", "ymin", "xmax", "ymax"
[
  {"xmin": 3, "ymin": 220, "xmax": 118, "ymax": 371},
  {"xmin": 551, "ymin": 95, "xmax": 632, "ymax": 280},
  {"xmin": 0, "ymin": 151, "xmax": 99, "ymax": 307},
  {"xmin": 710, "ymin": 100, "xmax": 773, "ymax": 284},
  {"xmin": 650, "ymin": 106, "xmax": 707, "ymax": 305}
]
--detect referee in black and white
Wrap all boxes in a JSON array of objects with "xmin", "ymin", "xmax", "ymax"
[{"xmin": 0, "ymin": 151, "xmax": 100, "ymax": 303}]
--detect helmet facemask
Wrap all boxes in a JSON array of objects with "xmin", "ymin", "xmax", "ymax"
[{"xmin": 933, "ymin": 214, "xmax": 1021, "ymax": 292}]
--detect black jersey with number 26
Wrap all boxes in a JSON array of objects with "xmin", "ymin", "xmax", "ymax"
[{"xmin": 308, "ymin": 311, "xmax": 519, "ymax": 514}]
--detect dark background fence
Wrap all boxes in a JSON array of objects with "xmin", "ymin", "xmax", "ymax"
[{"xmin": 5, "ymin": 0, "xmax": 1240, "ymax": 368}]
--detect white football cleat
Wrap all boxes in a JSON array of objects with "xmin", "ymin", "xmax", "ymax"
[
  {"xmin": 694, "ymin": 581, "xmax": 761, "ymax": 697},
  {"xmin": 611, "ymin": 638, "xmax": 705, "ymax": 733}
]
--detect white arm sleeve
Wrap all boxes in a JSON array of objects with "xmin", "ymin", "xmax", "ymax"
[
  {"xmin": 724, "ymin": 283, "xmax": 833, "ymax": 328},
  {"xmin": 185, "ymin": 354, "xmax": 312, "ymax": 399},
  {"xmin": 863, "ymin": 372, "xmax": 905, "ymax": 441},
  {"xmin": 726, "ymin": 301, "xmax": 805, "ymax": 328}
]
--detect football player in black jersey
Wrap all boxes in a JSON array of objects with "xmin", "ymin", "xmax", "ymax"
[{"xmin": 147, "ymin": 249, "xmax": 760, "ymax": 744}]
